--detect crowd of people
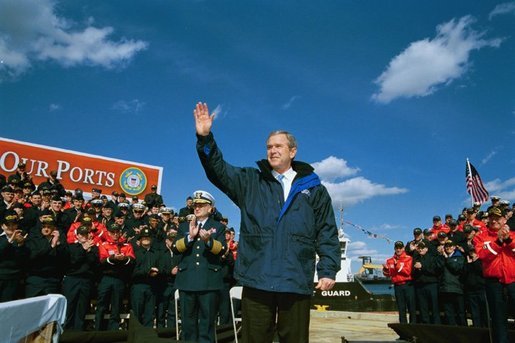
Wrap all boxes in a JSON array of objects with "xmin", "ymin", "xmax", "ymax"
[
  {"xmin": 0, "ymin": 164, "xmax": 239, "ymax": 333},
  {"xmin": 383, "ymin": 197, "xmax": 515, "ymax": 343}
]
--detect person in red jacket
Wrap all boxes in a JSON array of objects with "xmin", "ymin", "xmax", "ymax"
[
  {"xmin": 428, "ymin": 215, "xmax": 449, "ymax": 241},
  {"xmin": 458, "ymin": 208, "xmax": 487, "ymax": 233},
  {"xmin": 95, "ymin": 223, "xmax": 135, "ymax": 331},
  {"xmin": 67, "ymin": 211, "xmax": 107, "ymax": 246},
  {"xmin": 474, "ymin": 207, "xmax": 515, "ymax": 343},
  {"xmin": 383, "ymin": 241, "xmax": 416, "ymax": 324}
]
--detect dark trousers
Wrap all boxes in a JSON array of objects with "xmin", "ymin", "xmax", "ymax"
[
  {"xmin": 179, "ymin": 289, "xmax": 219, "ymax": 343},
  {"xmin": 394, "ymin": 283, "xmax": 417, "ymax": 324},
  {"xmin": 484, "ymin": 279, "xmax": 515, "ymax": 343},
  {"xmin": 0, "ymin": 279, "xmax": 19, "ymax": 302},
  {"xmin": 156, "ymin": 281, "xmax": 176, "ymax": 328},
  {"xmin": 465, "ymin": 290, "xmax": 487, "ymax": 327},
  {"xmin": 440, "ymin": 292, "xmax": 466, "ymax": 326},
  {"xmin": 415, "ymin": 282, "xmax": 440, "ymax": 324},
  {"xmin": 218, "ymin": 283, "xmax": 232, "ymax": 325},
  {"xmin": 241, "ymin": 286, "xmax": 311, "ymax": 343},
  {"xmin": 25, "ymin": 275, "xmax": 60, "ymax": 298},
  {"xmin": 131, "ymin": 283, "xmax": 156, "ymax": 327},
  {"xmin": 62, "ymin": 275, "xmax": 93, "ymax": 330},
  {"xmin": 95, "ymin": 275, "xmax": 125, "ymax": 331}
]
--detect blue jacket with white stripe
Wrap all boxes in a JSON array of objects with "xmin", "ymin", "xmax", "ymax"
[{"xmin": 197, "ymin": 132, "xmax": 340, "ymax": 295}]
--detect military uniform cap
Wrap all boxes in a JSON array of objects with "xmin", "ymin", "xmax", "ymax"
[
  {"xmin": 18, "ymin": 162, "xmax": 26, "ymax": 168},
  {"xmin": 139, "ymin": 228, "xmax": 152, "ymax": 238},
  {"xmin": 77, "ymin": 225, "xmax": 90, "ymax": 235},
  {"xmin": 417, "ymin": 241, "xmax": 427, "ymax": 249},
  {"xmin": 1, "ymin": 185, "xmax": 13, "ymax": 193},
  {"xmin": 42, "ymin": 189, "xmax": 52, "ymax": 195},
  {"xmin": 148, "ymin": 214, "xmax": 160, "ymax": 220},
  {"xmin": 91, "ymin": 199, "xmax": 103, "ymax": 206},
  {"xmin": 92, "ymin": 188, "xmax": 102, "ymax": 194},
  {"xmin": 423, "ymin": 229, "xmax": 431, "ymax": 236},
  {"xmin": 488, "ymin": 207, "xmax": 503, "ymax": 217},
  {"xmin": 394, "ymin": 241, "xmax": 404, "ymax": 248},
  {"xmin": 118, "ymin": 202, "xmax": 130, "ymax": 208},
  {"xmin": 3, "ymin": 214, "xmax": 19, "ymax": 224},
  {"xmin": 432, "ymin": 215, "xmax": 441, "ymax": 221},
  {"xmin": 132, "ymin": 203, "xmax": 145, "ymax": 211},
  {"xmin": 108, "ymin": 223, "xmax": 121, "ymax": 232},
  {"xmin": 51, "ymin": 195, "xmax": 63, "ymax": 202},
  {"xmin": 413, "ymin": 228, "xmax": 422, "ymax": 235},
  {"xmin": 23, "ymin": 182, "xmax": 33, "ymax": 188},
  {"xmin": 81, "ymin": 217, "xmax": 93, "ymax": 225},
  {"xmin": 444, "ymin": 240, "xmax": 455, "ymax": 246},
  {"xmin": 458, "ymin": 214, "xmax": 466, "ymax": 221},
  {"xmin": 167, "ymin": 231, "xmax": 177, "ymax": 239},
  {"xmin": 160, "ymin": 207, "xmax": 173, "ymax": 214},
  {"xmin": 437, "ymin": 231, "xmax": 447, "ymax": 238},
  {"xmin": 192, "ymin": 190, "xmax": 215, "ymax": 205},
  {"xmin": 448, "ymin": 219, "xmax": 457, "ymax": 227},
  {"xmin": 151, "ymin": 184, "xmax": 157, "ymax": 189},
  {"xmin": 41, "ymin": 217, "xmax": 56, "ymax": 226},
  {"xmin": 491, "ymin": 196, "xmax": 500, "ymax": 201},
  {"xmin": 463, "ymin": 225, "xmax": 474, "ymax": 234}
]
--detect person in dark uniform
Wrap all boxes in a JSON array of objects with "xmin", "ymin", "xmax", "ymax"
[
  {"xmin": 144, "ymin": 185, "xmax": 164, "ymax": 208},
  {"xmin": 131, "ymin": 227, "xmax": 160, "ymax": 327},
  {"xmin": 438, "ymin": 240, "xmax": 466, "ymax": 326},
  {"xmin": 37, "ymin": 170, "xmax": 65, "ymax": 197},
  {"xmin": 0, "ymin": 185, "xmax": 15, "ymax": 223},
  {"xmin": 124, "ymin": 203, "xmax": 147, "ymax": 241},
  {"xmin": 405, "ymin": 227, "xmax": 432, "ymax": 256},
  {"xmin": 156, "ymin": 230, "xmax": 181, "ymax": 328},
  {"xmin": 0, "ymin": 212, "xmax": 29, "ymax": 301},
  {"xmin": 178, "ymin": 196, "xmax": 194, "ymax": 223},
  {"xmin": 62, "ymin": 225, "xmax": 99, "ymax": 330},
  {"xmin": 25, "ymin": 217, "xmax": 68, "ymax": 297},
  {"xmin": 463, "ymin": 247, "xmax": 487, "ymax": 327},
  {"xmin": 412, "ymin": 241, "xmax": 443, "ymax": 324},
  {"xmin": 49, "ymin": 195, "xmax": 68, "ymax": 235},
  {"xmin": 95, "ymin": 223, "xmax": 135, "ymax": 331},
  {"xmin": 173, "ymin": 190, "xmax": 227, "ymax": 343},
  {"xmin": 446, "ymin": 219, "xmax": 467, "ymax": 253}
]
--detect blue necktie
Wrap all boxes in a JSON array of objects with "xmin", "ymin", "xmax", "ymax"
[{"xmin": 277, "ymin": 174, "xmax": 285, "ymax": 188}]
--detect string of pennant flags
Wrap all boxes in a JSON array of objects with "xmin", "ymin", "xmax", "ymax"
[{"xmin": 343, "ymin": 220, "xmax": 393, "ymax": 244}]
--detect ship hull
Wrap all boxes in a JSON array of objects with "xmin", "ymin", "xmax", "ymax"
[{"xmin": 311, "ymin": 281, "xmax": 397, "ymax": 312}]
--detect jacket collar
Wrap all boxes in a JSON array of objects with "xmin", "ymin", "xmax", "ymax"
[{"xmin": 256, "ymin": 159, "xmax": 314, "ymax": 181}]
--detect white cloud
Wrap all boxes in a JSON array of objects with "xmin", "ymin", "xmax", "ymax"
[
  {"xmin": 484, "ymin": 177, "xmax": 515, "ymax": 201},
  {"xmin": 347, "ymin": 241, "xmax": 389, "ymax": 264},
  {"xmin": 481, "ymin": 148, "xmax": 499, "ymax": 165},
  {"xmin": 311, "ymin": 156, "xmax": 407, "ymax": 206},
  {"xmin": 372, "ymin": 16, "xmax": 502, "ymax": 103},
  {"xmin": 323, "ymin": 176, "xmax": 408, "ymax": 207},
  {"xmin": 489, "ymin": 2, "xmax": 515, "ymax": 20},
  {"xmin": 282, "ymin": 95, "xmax": 300, "ymax": 110},
  {"xmin": 49, "ymin": 103, "xmax": 61, "ymax": 112},
  {"xmin": 212, "ymin": 104, "xmax": 222, "ymax": 120},
  {"xmin": 112, "ymin": 99, "xmax": 145, "ymax": 113},
  {"xmin": 0, "ymin": 0, "xmax": 147, "ymax": 81},
  {"xmin": 312, "ymin": 156, "xmax": 360, "ymax": 182}
]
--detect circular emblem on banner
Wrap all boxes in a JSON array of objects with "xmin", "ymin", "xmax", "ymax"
[{"xmin": 119, "ymin": 167, "xmax": 147, "ymax": 195}]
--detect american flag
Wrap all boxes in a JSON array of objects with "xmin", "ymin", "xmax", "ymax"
[{"xmin": 466, "ymin": 160, "xmax": 489, "ymax": 204}]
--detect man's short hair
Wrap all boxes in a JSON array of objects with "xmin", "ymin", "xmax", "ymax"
[{"xmin": 267, "ymin": 130, "xmax": 297, "ymax": 149}]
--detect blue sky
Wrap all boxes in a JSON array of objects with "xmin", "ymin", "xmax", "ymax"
[{"xmin": 1, "ymin": 0, "xmax": 514, "ymax": 269}]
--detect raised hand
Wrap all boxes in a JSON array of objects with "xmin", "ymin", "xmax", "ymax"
[
  {"xmin": 193, "ymin": 102, "xmax": 215, "ymax": 136},
  {"xmin": 189, "ymin": 216, "xmax": 199, "ymax": 239}
]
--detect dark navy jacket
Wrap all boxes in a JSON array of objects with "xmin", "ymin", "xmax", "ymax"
[
  {"xmin": 172, "ymin": 218, "xmax": 226, "ymax": 292},
  {"xmin": 197, "ymin": 132, "xmax": 340, "ymax": 295}
]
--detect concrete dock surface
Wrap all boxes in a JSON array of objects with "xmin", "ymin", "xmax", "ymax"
[{"xmin": 309, "ymin": 310, "xmax": 400, "ymax": 342}]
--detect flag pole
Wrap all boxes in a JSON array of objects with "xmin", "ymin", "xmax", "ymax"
[{"xmin": 466, "ymin": 158, "xmax": 473, "ymax": 206}]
